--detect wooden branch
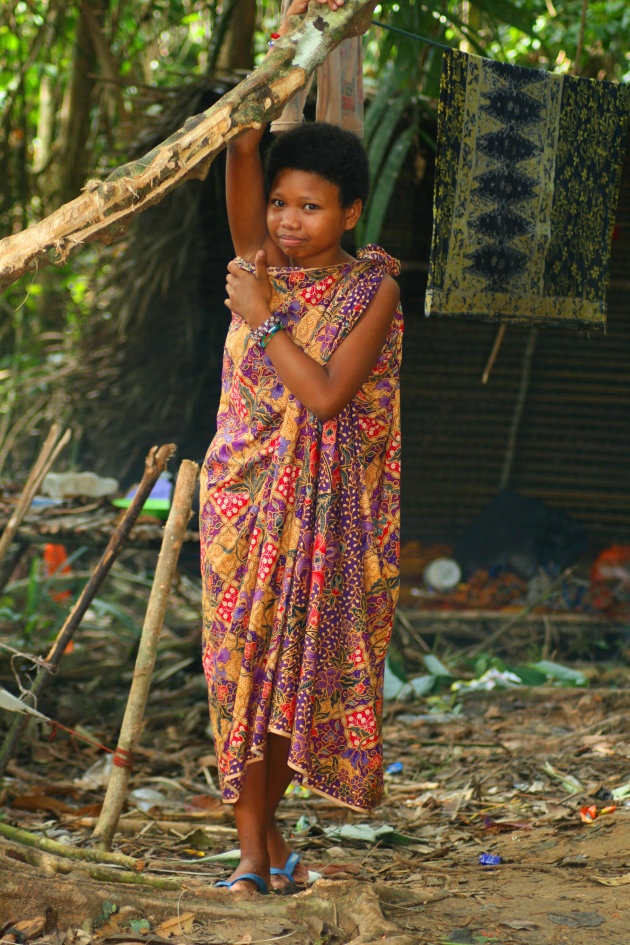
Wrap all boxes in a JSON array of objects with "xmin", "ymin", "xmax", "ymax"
[
  {"xmin": 0, "ymin": 0, "xmax": 378, "ymax": 291},
  {"xmin": 0, "ymin": 822, "xmax": 139, "ymax": 870},
  {"xmin": 0, "ymin": 443, "xmax": 176, "ymax": 777},
  {"xmin": 4, "ymin": 844, "xmax": 183, "ymax": 889},
  {"xmin": 93, "ymin": 459, "xmax": 199, "ymax": 850},
  {"xmin": 0, "ymin": 423, "xmax": 71, "ymax": 569}
]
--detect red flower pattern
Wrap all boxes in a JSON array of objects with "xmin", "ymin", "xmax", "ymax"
[
  {"xmin": 211, "ymin": 487, "xmax": 249, "ymax": 521},
  {"xmin": 258, "ymin": 541, "xmax": 278, "ymax": 581},
  {"xmin": 345, "ymin": 707, "xmax": 378, "ymax": 749},
  {"xmin": 216, "ymin": 584, "xmax": 239, "ymax": 623},
  {"xmin": 277, "ymin": 463, "xmax": 300, "ymax": 504}
]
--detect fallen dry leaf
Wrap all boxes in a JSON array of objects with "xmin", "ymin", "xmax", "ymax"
[
  {"xmin": 188, "ymin": 795, "xmax": 223, "ymax": 812},
  {"xmin": 12, "ymin": 917, "xmax": 47, "ymax": 940},
  {"xmin": 591, "ymin": 871, "xmax": 630, "ymax": 886},
  {"xmin": 319, "ymin": 863, "xmax": 362, "ymax": 877},
  {"xmin": 154, "ymin": 913, "xmax": 195, "ymax": 937},
  {"xmin": 10, "ymin": 794, "xmax": 75, "ymax": 814}
]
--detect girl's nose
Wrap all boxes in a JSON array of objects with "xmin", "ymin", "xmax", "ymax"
[{"xmin": 281, "ymin": 208, "xmax": 300, "ymax": 228}]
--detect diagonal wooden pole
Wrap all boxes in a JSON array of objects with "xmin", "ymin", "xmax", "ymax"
[
  {"xmin": 92, "ymin": 458, "xmax": 199, "ymax": 850},
  {"xmin": 0, "ymin": 0, "xmax": 377, "ymax": 292},
  {"xmin": 0, "ymin": 443, "xmax": 176, "ymax": 777}
]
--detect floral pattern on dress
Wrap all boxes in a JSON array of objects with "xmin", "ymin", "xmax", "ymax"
[{"xmin": 200, "ymin": 246, "xmax": 402, "ymax": 812}]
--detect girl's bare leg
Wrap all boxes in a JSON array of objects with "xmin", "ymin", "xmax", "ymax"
[
  {"xmin": 265, "ymin": 733, "xmax": 310, "ymax": 887},
  {"xmin": 225, "ymin": 734, "xmax": 308, "ymax": 891},
  {"xmin": 227, "ymin": 757, "xmax": 271, "ymax": 892}
]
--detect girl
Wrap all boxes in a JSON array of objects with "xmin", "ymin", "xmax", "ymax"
[{"xmin": 200, "ymin": 0, "xmax": 402, "ymax": 894}]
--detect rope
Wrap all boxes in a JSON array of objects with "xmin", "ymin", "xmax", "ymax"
[
  {"xmin": 0, "ymin": 640, "xmax": 55, "ymax": 672},
  {"xmin": 371, "ymin": 18, "xmax": 452, "ymax": 52},
  {"xmin": 47, "ymin": 718, "xmax": 135, "ymax": 769}
]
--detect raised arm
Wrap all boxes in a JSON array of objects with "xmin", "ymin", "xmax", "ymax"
[
  {"xmin": 225, "ymin": 0, "xmax": 346, "ymax": 262},
  {"xmin": 225, "ymin": 126, "xmax": 271, "ymax": 262}
]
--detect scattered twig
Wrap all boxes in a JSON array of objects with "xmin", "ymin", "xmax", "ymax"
[
  {"xmin": 467, "ymin": 567, "xmax": 572, "ymax": 655},
  {"xmin": 5, "ymin": 843, "xmax": 183, "ymax": 889}
]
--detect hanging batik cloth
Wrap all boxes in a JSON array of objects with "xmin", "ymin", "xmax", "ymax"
[{"xmin": 425, "ymin": 49, "xmax": 630, "ymax": 330}]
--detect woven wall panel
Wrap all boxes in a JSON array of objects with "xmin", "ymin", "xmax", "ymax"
[{"xmin": 388, "ymin": 141, "xmax": 630, "ymax": 549}]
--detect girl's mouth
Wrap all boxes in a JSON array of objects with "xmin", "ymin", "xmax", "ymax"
[{"xmin": 279, "ymin": 235, "xmax": 304, "ymax": 246}]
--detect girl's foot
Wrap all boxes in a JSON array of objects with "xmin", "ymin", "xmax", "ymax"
[
  {"xmin": 217, "ymin": 854, "xmax": 271, "ymax": 894},
  {"xmin": 267, "ymin": 821, "xmax": 309, "ymax": 890}
]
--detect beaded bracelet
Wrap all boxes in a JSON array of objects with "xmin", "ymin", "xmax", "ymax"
[
  {"xmin": 260, "ymin": 321, "xmax": 283, "ymax": 349},
  {"xmin": 268, "ymin": 31, "xmax": 281, "ymax": 47},
  {"xmin": 251, "ymin": 313, "xmax": 283, "ymax": 347}
]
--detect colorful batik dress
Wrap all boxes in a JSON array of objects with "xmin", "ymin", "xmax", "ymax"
[{"xmin": 200, "ymin": 245, "xmax": 402, "ymax": 812}]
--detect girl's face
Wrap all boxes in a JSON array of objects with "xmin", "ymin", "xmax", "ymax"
[{"xmin": 267, "ymin": 168, "xmax": 361, "ymax": 268}]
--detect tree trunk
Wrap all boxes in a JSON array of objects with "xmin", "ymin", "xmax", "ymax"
[
  {"xmin": 55, "ymin": 0, "xmax": 107, "ymax": 207},
  {"xmin": 215, "ymin": 0, "xmax": 257, "ymax": 71},
  {"xmin": 0, "ymin": 0, "xmax": 377, "ymax": 292}
]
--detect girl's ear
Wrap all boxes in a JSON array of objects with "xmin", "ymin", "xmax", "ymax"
[{"xmin": 344, "ymin": 199, "xmax": 363, "ymax": 231}]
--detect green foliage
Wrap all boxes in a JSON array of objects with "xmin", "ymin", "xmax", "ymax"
[{"xmin": 1, "ymin": 0, "xmax": 629, "ymax": 476}]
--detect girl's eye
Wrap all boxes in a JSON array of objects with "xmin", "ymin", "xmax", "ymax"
[
  {"xmin": 271, "ymin": 198, "xmax": 284, "ymax": 207},
  {"xmin": 304, "ymin": 203, "xmax": 319, "ymax": 211}
]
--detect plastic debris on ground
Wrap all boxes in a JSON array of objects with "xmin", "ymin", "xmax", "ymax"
[
  {"xmin": 580, "ymin": 804, "xmax": 616, "ymax": 823},
  {"xmin": 479, "ymin": 853, "xmax": 502, "ymax": 866},
  {"xmin": 323, "ymin": 823, "xmax": 416, "ymax": 846}
]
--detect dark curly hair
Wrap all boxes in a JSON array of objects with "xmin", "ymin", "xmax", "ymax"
[{"xmin": 264, "ymin": 122, "xmax": 369, "ymax": 208}]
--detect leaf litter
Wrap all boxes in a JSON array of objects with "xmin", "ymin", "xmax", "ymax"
[{"xmin": 2, "ymin": 565, "xmax": 630, "ymax": 942}]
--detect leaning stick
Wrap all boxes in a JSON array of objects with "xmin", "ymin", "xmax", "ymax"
[
  {"xmin": 0, "ymin": 443, "xmax": 176, "ymax": 777},
  {"xmin": 92, "ymin": 458, "xmax": 199, "ymax": 850},
  {"xmin": 0, "ymin": 422, "xmax": 71, "ymax": 570},
  {"xmin": 481, "ymin": 324, "xmax": 506, "ymax": 384}
]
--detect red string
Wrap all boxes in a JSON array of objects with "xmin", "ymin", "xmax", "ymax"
[
  {"xmin": 46, "ymin": 721, "xmax": 134, "ymax": 770},
  {"xmin": 113, "ymin": 748, "xmax": 134, "ymax": 769}
]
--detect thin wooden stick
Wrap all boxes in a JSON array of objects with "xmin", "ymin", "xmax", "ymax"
[
  {"xmin": 481, "ymin": 324, "xmax": 506, "ymax": 384},
  {"xmin": 498, "ymin": 327, "xmax": 538, "ymax": 489},
  {"xmin": 92, "ymin": 458, "xmax": 199, "ymax": 850},
  {"xmin": 0, "ymin": 541, "xmax": 28, "ymax": 597},
  {"xmin": 0, "ymin": 442, "xmax": 176, "ymax": 777},
  {"xmin": 0, "ymin": 422, "xmax": 71, "ymax": 568}
]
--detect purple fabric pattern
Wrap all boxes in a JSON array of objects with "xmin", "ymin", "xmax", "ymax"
[{"xmin": 200, "ymin": 245, "xmax": 402, "ymax": 811}]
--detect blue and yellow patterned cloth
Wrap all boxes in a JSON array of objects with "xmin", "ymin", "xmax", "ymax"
[{"xmin": 425, "ymin": 49, "xmax": 630, "ymax": 330}]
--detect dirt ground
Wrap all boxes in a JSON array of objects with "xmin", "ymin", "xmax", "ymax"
[{"xmin": 3, "ymin": 681, "xmax": 630, "ymax": 945}]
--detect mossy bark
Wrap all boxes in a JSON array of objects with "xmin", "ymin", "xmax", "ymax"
[{"xmin": 0, "ymin": 1, "xmax": 377, "ymax": 291}]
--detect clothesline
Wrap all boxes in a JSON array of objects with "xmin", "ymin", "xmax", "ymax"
[{"xmin": 371, "ymin": 18, "xmax": 454, "ymax": 52}]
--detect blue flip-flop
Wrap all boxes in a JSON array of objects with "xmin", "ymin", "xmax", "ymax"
[
  {"xmin": 270, "ymin": 852, "xmax": 302, "ymax": 884},
  {"xmin": 215, "ymin": 873, "xmax": 269, "ymax": 894}
]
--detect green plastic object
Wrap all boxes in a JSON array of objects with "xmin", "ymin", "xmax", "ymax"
[{"xmin": 112, "ymin": 496, "xmax": 170, "ymax": 519}]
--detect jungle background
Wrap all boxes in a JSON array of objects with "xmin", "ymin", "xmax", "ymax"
[
  {"xmin": 2, "ymin": 0, "xmax": 629, "ymax": 483},
  {"xmin": 2, "ymin": 2, "xmax": 630, "ymax": 943}
]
